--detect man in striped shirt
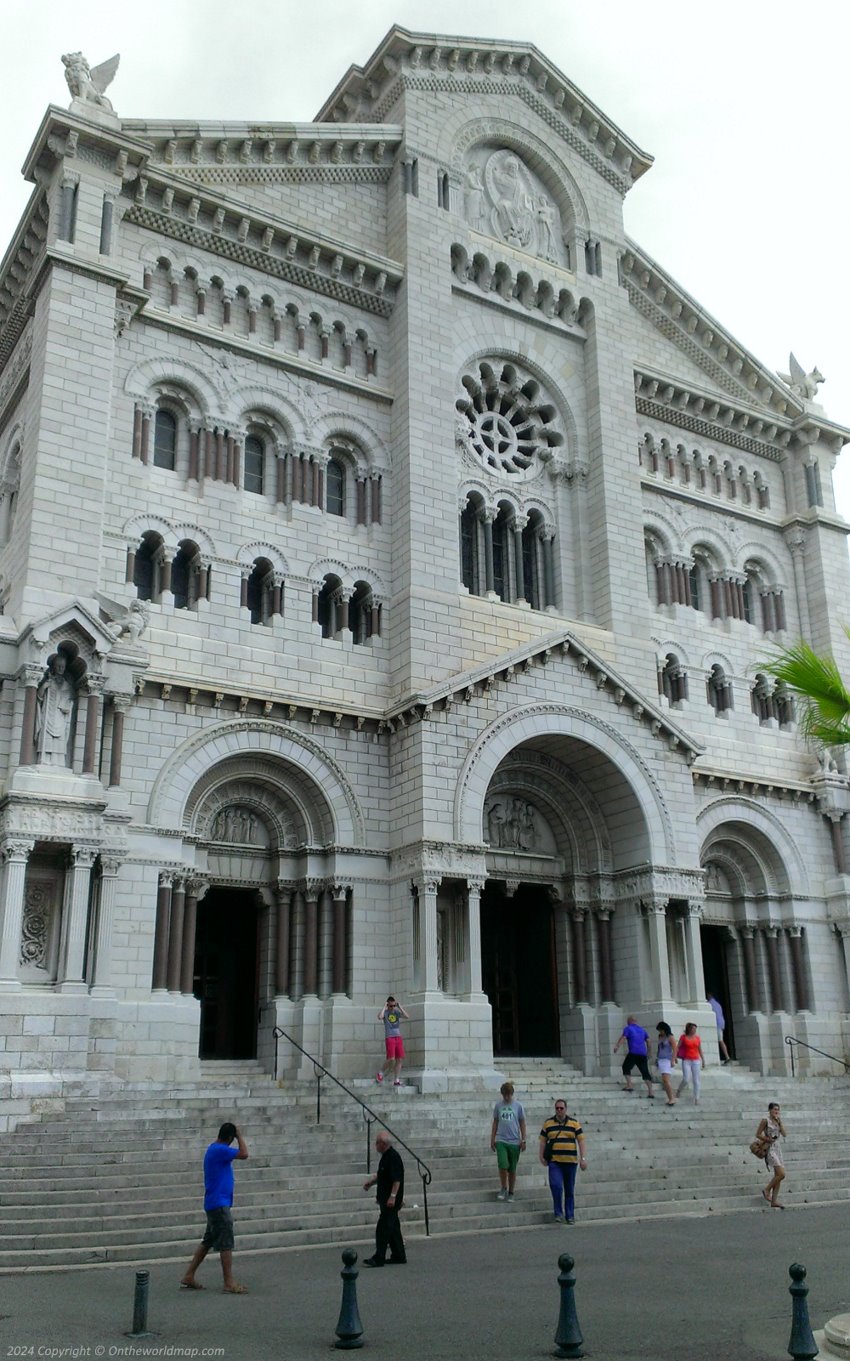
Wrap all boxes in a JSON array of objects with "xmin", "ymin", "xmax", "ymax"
[{"xmin": 539, "ymin": 1099, "xmax": 587, "ymax": 1224}]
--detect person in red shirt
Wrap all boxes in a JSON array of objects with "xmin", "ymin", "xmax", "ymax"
[{"xmin": 676, "ymin": 1023, "xmax": 705, "ymax": 1105}]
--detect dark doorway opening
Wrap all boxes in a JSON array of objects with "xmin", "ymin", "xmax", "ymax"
[
  {"xmin": 700, "ymin": 923, "xmax": 735, "ymax": 1058},
  {"xmin": 193, "ymin": 888, "xmax": 260, "ymax": 1059},
  {"xmin": 481, "ymin": 881, "xmax": 560, "ymax": 1056}
]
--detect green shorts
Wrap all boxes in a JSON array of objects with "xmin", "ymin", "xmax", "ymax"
[{"xmin": 496, "ymin": 1141, "xmax": 521, "ymax": 1173}]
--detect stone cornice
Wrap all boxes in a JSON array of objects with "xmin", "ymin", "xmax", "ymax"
[
  {"xmin": 0, "ymin": 191, "xmax": 48, "ymax": 375},
  {"xmin": 22, "ymin": 105, "xmax": 153, "ymax": 187},
  {"xmin": 692, "ymin": 767, "xmax": 819, "ymax": 802},
  {"xmin": 121, "ymin": 170, "xmax": 402, "ymax": 317},
  {"xmin": 120, "ymin": 121, "xmax": 402, "ymax": 182},
  {"xmin": 622, "ymin": 243, "xmax": 817, "ymax": 423},
  {"xmin": 316, "ymin": 27, "xmax": 652, "ymax": 193},
  {"xmin": 635, "ymin": 370, "xmax": 849, "ymax": 460},
  {"xmin": 386, "ymin": 628, "xmax": 703, "ymax": 764}
]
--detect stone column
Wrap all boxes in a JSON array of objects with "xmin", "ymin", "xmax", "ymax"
[
  {"xmin": 541, "ymin": 531, "xmax": 556, "ymax": 608},
  {"xmin": 645, "ymin": 897, "xmax": 672, "ymax": 1002},
  {"xmin": 481, "ymin": 512, "xmax": 495, "ymax": 595},
  {"xmin": 682, "ymin": 901, "xmax": 704, "ymax": 1002},
  {"xmin": 18, "ymin": 665, "xmax": 42, "ymax": 766},
  {"xmin": 512, "ymin": 519, "xmax": 527, "ymax": 603},
  {"xmin": 82, "ymin": 674, "xmax": 105, "ymax": 776},
  {"xmin": 302, "ymin": 883, "xmax": 320, "ymax": 997},
  {"xmin": 274, "ymin": 883, "xmax": 292, "ymax": 997},
  {"xmin": 0, "ymin": 840, "xmax": 34, "ymax": 985},
  {"xmin": 828, "ymin": 814, "xmax": 847, "ymax": 874},
  {"xmin": 151, "ymin": 873, "xmax": 173, "ymax": 993},
  {"xmin": 464, "ymin": 877, "xmax": 485, "ymax": 996},
  {"xmin": 108, "ymin": 696, "xmax": 131, "ymax": 788},
  {"xmin": 90, "ymin": 855, "xmax": 121, "ymax": 993},
  {"xmin": 571, "ymin": 909, "xmax": 587, "ymax": 1003},
  {"xmin": 596, "ymin": 908, "xmax": 615, "ymax": 1002},
  {"xmin": 166, "ymin": 877, "xmax": 186, "ymax": 993},
  {"xmin": 331, "ymin": 886, "xmax": 348, "ymax": 996},
  {"xmin": 741, "ymin": 926, "xmax": 760, "ymax": 1012},
  {"xmin": 764, "ymin": 926, "xmax": 785, "ymax": 1011},
  {"xmin": 414, "ymin": 875, "xmax": 441, "ymax": 995},
  {"xmin": 180, "ymin": 878, "xmax": 207, "ymax": 996},
  {"xmin": 787, "ymin": 926, "xmax": 810, "ymax": 1011},
  {"xmin": 58, "ymin": 846, "xmax": 97, "ymax": 990}
]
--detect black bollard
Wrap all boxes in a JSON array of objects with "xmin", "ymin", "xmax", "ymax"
[
  {"xmin": 787, "ymin": 1263, "xmax": 819, "ymax": 1361},
  {"xmin": 334, "ymin": 1248, "xmax": 364, "ymax": 1351},
  {"xmin": 125, "ymin": 1268, "xmax": 155, "ymax": 1339},
  {"xmin": 553, "ymin": 1253, "xmax": 584, "ymax": 1359}
]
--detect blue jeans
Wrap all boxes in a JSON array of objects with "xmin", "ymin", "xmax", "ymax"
[{"xmin": 548, "ymin": 1161, "xmax": 578, "ymax": 1219}]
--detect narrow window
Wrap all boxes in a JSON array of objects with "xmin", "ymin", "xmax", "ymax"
[
  {"xmin": 244, "ymin": 435, "xmax": 264, "ymax": 495},
  {"xmin": 326, "ymin": 457, "xmax": 345, "ymax": 516},
  {"xmin": 134, "ymin": 531, "xmax": 163, "ymax": 603},
  {"xmin": 153, "ymin": 410, "xmax": 177, "ymax": 470},
  {"xmin": 350, "ymin": 581, "xmax": 374, "ymax": 645},
  {"xmin": 460, "ymin": 500, "xmax": 479, "ymax": 594}
]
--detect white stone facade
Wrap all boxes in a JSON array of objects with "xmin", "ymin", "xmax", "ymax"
[{"xmin": 0, "ymin": 29, "xmax": 849, "ymax": 1109}]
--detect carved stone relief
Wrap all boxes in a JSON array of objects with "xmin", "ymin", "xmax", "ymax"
[
  {"xmin": 20, "ymin": 872, "xmax": 61, "ymax": 981},
  {"xmin": 464, "ymin": 148, "xmax": 567, "ymax": 267},
  {"xmin": 483, "ymin": 795, "xmax": 556, "ymax": 853}
]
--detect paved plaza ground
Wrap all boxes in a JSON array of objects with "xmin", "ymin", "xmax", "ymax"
[{"xmin": 0, "ymin": 1201, "xmax": 845, "ymax": 1361}]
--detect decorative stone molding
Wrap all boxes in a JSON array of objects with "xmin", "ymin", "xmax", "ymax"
[{"xmin": 0, "ymin": 196, "xmax": 48, "ymax": 373}]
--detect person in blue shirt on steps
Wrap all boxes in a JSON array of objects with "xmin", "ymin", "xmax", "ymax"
[{"xmin": 180, "ymin": 1121, "xmax": 249, "ymax": 1294}]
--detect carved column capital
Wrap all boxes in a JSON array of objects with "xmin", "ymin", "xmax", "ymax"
[
  {"xmin": 99, "ymin": 855, "xmax": 122, "ymax": 877},
  {"xmin": 1, "ymin": 839, "xmax": 34, "ymax": 864},
  {"xmin": 70, "ymin": 846, "xmax": 98, "ymax": 869}
]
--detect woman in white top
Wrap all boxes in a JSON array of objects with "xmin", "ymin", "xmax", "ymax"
[{"xmin": 756, "ymin": 1101, "xmax": 786, "ymax": 1208}]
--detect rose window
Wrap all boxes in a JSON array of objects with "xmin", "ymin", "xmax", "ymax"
[{"xmin": 457, "ymin": 361, "xmax": 563, "ymax": 476}]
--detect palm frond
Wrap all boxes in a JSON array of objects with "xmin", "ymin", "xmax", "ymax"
[{"xmin": 762, "ymin": 636, "xmax": 850, "ymax": 747}]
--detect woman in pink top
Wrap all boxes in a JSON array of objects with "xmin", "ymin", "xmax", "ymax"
[{"xmin": 675, "ymin": 1023, "xmax": 705, "ymax": 1105}]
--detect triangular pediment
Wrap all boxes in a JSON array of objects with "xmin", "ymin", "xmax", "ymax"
[
  {"xmin": 316, "ymin": 26, "xmax": 653, "ymax": 196},
  {"xmin": 388, "ymin": 628, "xmax": 703, "ymax": 765},
  {"xmin": 18, "ymin": 599, "xmax": 121, "ymax": 657}
]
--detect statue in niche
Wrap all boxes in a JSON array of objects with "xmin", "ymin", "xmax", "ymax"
[
  {"xmin": 486, "ymin": 801, "xmax": 505, "ymax": 848},
  {"xmin": 488, "ymin": 153, "xmax": 535, "ymax": 249},
  {"xmin": 62, "ymin": 52, "xmax": 120, "ymax": 112},
  {"xmin": 518, "ymin": 801, "xmax": 539, "ymax": 851},
  {"xmin": 705, "ymin": 863, "xmax": 721, "ymax": 892},
  {"xmin": 211, "ymin": 806, "xmax": 259, "ymax": 844},
  {"xmin": 35, "ymin": 653, "xmax": 77, "ymax": 767},
  {"xmin": 465, "ymin": 165, "xmax": 486, "ymax": 232}
]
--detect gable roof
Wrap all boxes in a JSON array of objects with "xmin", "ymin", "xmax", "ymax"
[{"xmin": 316, "ymin": 26, "xmax": 653, "ymax": 196}]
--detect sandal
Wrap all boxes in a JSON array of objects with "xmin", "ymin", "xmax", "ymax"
[
  {"xmin": 762, "ymin": 1188, "xmax": 771, "ymax": 1204},
  {"xmin": 179, "ymin": 1281, "xmax": 204, "ymax": 1290},
  {"xmin": 223, "ymin": 1283, "xmax": 249, "ymax": 1294}
]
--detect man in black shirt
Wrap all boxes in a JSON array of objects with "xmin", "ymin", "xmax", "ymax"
[{"xmin": 362, "ymin": 1130, "xmax": 406, "ymax": 1266}]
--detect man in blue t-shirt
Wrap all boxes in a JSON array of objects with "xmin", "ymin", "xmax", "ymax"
[
  {"xmin": 613, "ymin": 1016, "xmax": 655, "ymax": 1098},
  {"xmin": 180, "ymin": 1121, "xmax": 249, "ymax": 1293}
]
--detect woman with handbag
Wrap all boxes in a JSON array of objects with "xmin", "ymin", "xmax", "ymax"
[{"xmin": 756, "ymin": 1102, "xmax": 787, "ymax": 1208}]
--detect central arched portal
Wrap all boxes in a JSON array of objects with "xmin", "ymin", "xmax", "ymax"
[{"xmin": 479, "ymin": 729, "xmax": 655, "ymax": 1060}]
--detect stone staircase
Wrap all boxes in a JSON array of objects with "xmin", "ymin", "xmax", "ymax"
[{"xmin": 0, "ymin": 1059, "xmax": 847, "ymax": 1271}]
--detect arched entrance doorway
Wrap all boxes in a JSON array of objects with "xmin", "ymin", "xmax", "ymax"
[{"xmin": 477, "ymin": 727, "xmax": 655, "ymax": 1063}]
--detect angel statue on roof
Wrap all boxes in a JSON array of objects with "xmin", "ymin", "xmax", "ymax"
[{"xmin": 62, "ymin": 52, "xmax": 120, "ymax": 113}]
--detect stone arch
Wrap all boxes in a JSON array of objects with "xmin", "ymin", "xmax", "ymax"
[
  {"xmin": 736, "ymin": 541, "xmax": 788, "ymax": 586},
  {"xmin": 454, "ymin": 703, "xmax": 675, "ymax": 864},
  {"xmin": 124, "ymin": 357, "xmax": 222, "ymax": 415},
  {"xmin": 653, "ymin": 638, "xmax": 691, "ymax": 667},
  {"xmin": 484, "ymin": 745, "xmax": 613, "ymax": 875},
  {"xmin": 697, "ymin": 797, "xmax": 808, "ymax": 897},
  {"xmin": 236, "ymin": 542, "xmax": 289, "ymax": 574},
  {"xmin": 312, "ymin": 412, "xmax": 391, "ymax": 473},
  {"xmin": 147, "ymin": 719, "xmax": 363, "ymax": 844},
  {"xmin": 444, "ymin": 114, "xmax": 590, "ymax": 236},
  {"xmin": 226, "ymin": 385, "xmax": 305, "ymax": 442}
]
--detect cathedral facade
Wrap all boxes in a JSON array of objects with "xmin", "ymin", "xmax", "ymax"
[{"xmin": 0, "ymin": 29, "xmax": 849, "ymax": 1108}]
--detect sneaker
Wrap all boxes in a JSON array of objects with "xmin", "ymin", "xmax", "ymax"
[
  {"xmin": 393, "ymin": 1080, "xmax": 402, "ymax": 1087},
  {"xmin": 507, "ymin": 1193, "xmax": 515, "ymax": 1202},
  {"xmin": 363, "ymin": 1257, "xmax": 384, "ymax": 1268},
  {"xmin": 497, "ymin": 1188, "xmax": 508, "ymax": 1201},
  {"xmin": 375, "ymin": 1072, "xmax": 384, "ymax": 1083},
  {"xmin": 566, "ymin": 1217, "xmax": 575, "ymax": 1225},
  {"xmin": 553, "ymin": 1213, "xmax": 564, "ymax": 1222}
]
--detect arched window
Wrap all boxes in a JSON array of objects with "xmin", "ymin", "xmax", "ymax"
[
  {"xmin": 326, "ymin": 457, "xmax": 346, "ymax": 516},
  {"xmin": 317, "ymin": 574, "xmax": 343, "ymax": 639},
  {"xmin": 243, "ymin": 435, "xmax": 264, "ymax": 495},
  {"xmin": 350, "ymin": 581, "xmax": 376, "ymax": 645},
  {"xmin": 133, "ymin": 531, "xmax": 165, "ymax": 603},
  {"xmin": 492, "ymin": 504, "xmax": 512, "ymax": 603},
  {"xmin": 659, "ymin": 653, "xmax": 687, "ymax": 706},
  {"xmin": 171, "ymin": 539, "xmax": 207, "ymax": 610},
  {"xmin": 688, "ymin": 564, "xmax": 701, "ymax": 612},
  {"xmin": 707, "ymin": 665, "xmax": 733, "ymax": 715},
  {"xmin": 460, "ymin": 496, "xmax": 483, "ymax": 596},
  {"xmin": 153, "ymin": 409, "xmax": 177, "ymax": 470},
  {"xmin": 245, "ymin": 556, "xmax": 276, "ymax": 624}
]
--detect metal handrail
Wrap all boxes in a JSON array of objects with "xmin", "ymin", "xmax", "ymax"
[
  {"xmin": 272, "ymin": 1025, "xmax": 433, "ymax": 1235},
  {"xmin": 785, "ymin": 1034, "xmax": 850, "ymax": 1078}
]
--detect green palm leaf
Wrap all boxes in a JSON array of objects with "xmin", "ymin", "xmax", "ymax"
[{"xmin": 763, "ymin": 631, "xmax": 850, "ymax": 747}]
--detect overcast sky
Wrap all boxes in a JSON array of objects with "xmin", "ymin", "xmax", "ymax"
[{"xmin": 3, "ymin": 0, "xmax": 850, "ymax": 510}]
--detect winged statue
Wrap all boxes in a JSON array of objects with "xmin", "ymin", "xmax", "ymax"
[
  {"xmin": 95, "ymin": 593, "xmax": 149, "ymax": 645},
  {"xmin": 779, "ymin": 353, "xmax": 824, "ymax": 402},
  {"xmin": 62, "ymin": 52, "xmax": 120, "ymax": 113}
]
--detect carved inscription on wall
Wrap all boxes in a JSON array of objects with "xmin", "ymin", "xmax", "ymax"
[{"xmin": 464, "ymin": 149, "xmax": 567, "ymax": 267}]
